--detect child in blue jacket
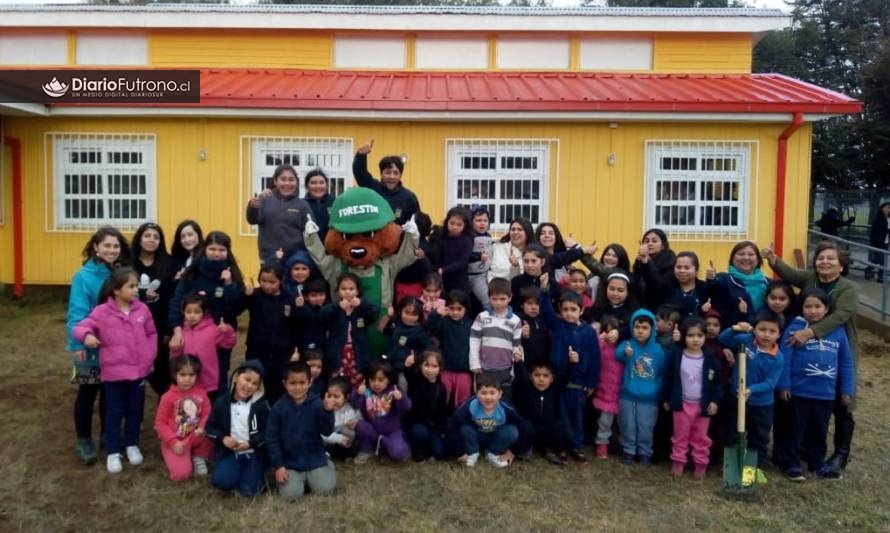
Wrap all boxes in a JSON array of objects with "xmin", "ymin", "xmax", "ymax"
[
  {"xmin": 539, "ymin": 273, "xmax": 600, "ymax": 462},
  {"xmin": 718, "ymin": 309, "xmax": 785, "ymax": 469},
  {"xmin": 266, "ymin": 361, "xmax": 336, "ymax": 501},
  {"xmin": 777, "ymin": 289, "xmax": 854, "ymax": 481},
  {"xmin": 616, "ymin": 308, "xmax": 670, "ymax": 466}
]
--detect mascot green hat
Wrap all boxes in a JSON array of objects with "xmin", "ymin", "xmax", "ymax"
[{"xmin": 329, "ymin": 188, "xmax": 395, "ymax": 234}]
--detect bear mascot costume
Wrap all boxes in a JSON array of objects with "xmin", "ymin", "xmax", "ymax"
[{"xmin": 304, "ymin": 187, "xmax": 419, "ymax": 359}]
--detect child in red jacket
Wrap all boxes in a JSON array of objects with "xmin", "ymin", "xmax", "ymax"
[
  {"xmin": 155, "ymin": 355, "xmax": 213, "ymax": 481},
  {"xmin": 171, "ymin": 294, "xmax": 236, "ymax": 400},
  {"xmin": 74, "ymin": 267, "xmax": 157, "ymax": 474}
]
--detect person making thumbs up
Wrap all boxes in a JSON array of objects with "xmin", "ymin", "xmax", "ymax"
[{"xmin": 705, "ymin": 241, "xmax": 767, "ymax": 327}]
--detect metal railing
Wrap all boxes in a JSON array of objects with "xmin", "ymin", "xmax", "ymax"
[{"xmin": 807, "ymin": 228, "xmax": 890, "ymax": 319}]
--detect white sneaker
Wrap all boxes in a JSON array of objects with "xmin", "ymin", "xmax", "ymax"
[
  {"xmin": 106, "ymin": 453, "xmax": 123, "ymax": 474},
  {"xmin": 486, "ymin": 452, "xmax": 510, "ymax": 468},
  {"xmin": 125, "ymin": 446, "xmax": 143, "ymax": 466},
  {"xmin": 465, "ymin": 452, "xmax": 480, "ymax": 468},
  {"xmin": 192, "ymin": 456, "xmax": 208, "ymax": 476},
  {"xmin": 353, "ymin": 451, "xmax": 371, "ymax": 465}
]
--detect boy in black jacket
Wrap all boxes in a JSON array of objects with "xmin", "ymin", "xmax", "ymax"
[
  {"xmin": 206, "ymin": 360, "xmax": 271, "ymax": 496},
  {"xmin": 512, "ymin": 359, "xmax": 573, "ymax": 465}
]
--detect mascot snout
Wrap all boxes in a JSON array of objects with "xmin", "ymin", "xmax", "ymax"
[{"xmin": 349, "ymin": 247, "xmax": 368, "ymax": 259}]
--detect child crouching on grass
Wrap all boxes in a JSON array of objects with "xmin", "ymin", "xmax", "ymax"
[
  {"xmin": 74, "ymin": 267, "xmax": 157, "ymax": 474},
  {"xmin": 206, "ymin": 360, "xmax": 270, "ymax": 497},
  {"xmin": 446, "ymin": 373, "xmax": 523, "ymax": 469},
  {"xmin": 321, "ymin": 377, "xmax": 361, "ymax": 459},
  {"xmin": 351, "ymin": 361, "xmax": 412, "ymax": 464},
  {"xmin": 267, "ymin": 361, "xmax": 337, "ymax": 501},
  {"xmin": 154, "ymin": 355, "xmax": 213, "ymax": 481}
]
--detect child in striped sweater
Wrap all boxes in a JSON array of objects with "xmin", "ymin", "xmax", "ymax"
[{"xmin": 469, "ymin": 278, "xmax": 524, "ymax": 402}]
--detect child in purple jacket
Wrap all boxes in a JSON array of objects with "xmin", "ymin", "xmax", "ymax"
[
  {"xmin": 74, "ymin": 267, "xmax": 157, "ymax": 474},
  {"xmin": 351, "ymin": 360, "xmax": 412, "ymax": 464}
]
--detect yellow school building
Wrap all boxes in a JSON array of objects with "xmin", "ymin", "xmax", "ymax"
[{"xmin": 0, "ymin": 4, "xmax": 861, "ymax": 294}]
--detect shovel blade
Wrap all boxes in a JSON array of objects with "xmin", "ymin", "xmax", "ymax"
[{"xmin": 723, "ymin": 445, "xmax": 759, "ymax": 495}]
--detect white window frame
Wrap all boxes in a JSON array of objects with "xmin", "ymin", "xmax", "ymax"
[
  {"xmin": 445, "ymin": 139, "xmax": 555, "ymax": 232},
  {"xmin": 45, "ymin": 132, "xmax": 157, "ymax": 232},
  {"xmin": 239, "ymin": 136, "xmax": 353, "ymax": 236},
  {"xmin": 644, "ymin": 140, "xmax": 758, "ymax": 242}
]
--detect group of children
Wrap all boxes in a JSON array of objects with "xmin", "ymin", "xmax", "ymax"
[{"xmin": 68, "ymin": 199, "xmax": 856, "ymax": 499}]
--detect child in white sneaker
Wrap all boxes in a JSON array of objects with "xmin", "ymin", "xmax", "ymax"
[
  {"xmin": 446, "ymin": 373, "xmax": 523, "ymax": 468},
  {"xmin": 73, "ymin": 267, "xmax": 156, "ymax": 474},
  {"xmin": 154, "ymin": 355, "xmax": 213, "ymax": 481}
]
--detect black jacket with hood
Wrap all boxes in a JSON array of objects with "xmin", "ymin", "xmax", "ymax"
[{"xmin": 206, "ymin": 359, "xmax": 272, "ymax": 463}]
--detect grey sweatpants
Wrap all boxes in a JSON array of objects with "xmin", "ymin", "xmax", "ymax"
[{"xmin": 278, "ymin": 462, "xmax": 336, "ymax": 501}]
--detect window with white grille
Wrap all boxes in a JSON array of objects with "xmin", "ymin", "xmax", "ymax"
[
  {"xmin": 48, "ymin": 133, "xmax": 156, "ymax": 230},
  {"xmin": 446, "ymin": 139, "xmax": 553, "ymax": 231},
  {"xmin": 645, "ymin": 141, "xmax": 755, "ymax": 240},
  {"xmin": 240, "ymin": 136, "xmax": 353, "ymax": 235}
]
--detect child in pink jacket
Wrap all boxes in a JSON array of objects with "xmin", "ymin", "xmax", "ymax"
[
  {"xmin": 74, "ymin": 267, "xmax": 157, "ymax": 474},
  {"xmin": 171, "ymin": 294, "xmax": 236, "ymax": 399},
  {"xmin": 593, "ymin": 317, "xmax": 624, "ymax": 459},
  {"xmin": 155, "ymin": 355, "xmax": 213, "ymax": 481}
]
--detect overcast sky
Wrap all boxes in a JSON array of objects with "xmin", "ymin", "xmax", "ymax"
[{"xmin": 0, "ymin": 0, "xmax": 791, "ymax": 8}]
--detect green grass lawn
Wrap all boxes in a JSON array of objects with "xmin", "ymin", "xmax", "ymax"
[{"xmin": 2, "ymin": 291, "xmax": 889, "ymax": 532}]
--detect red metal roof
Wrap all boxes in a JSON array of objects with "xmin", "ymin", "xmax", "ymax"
[{"xmin": 187, "ymin": 69, "xmax": 860, "ymax": 114}]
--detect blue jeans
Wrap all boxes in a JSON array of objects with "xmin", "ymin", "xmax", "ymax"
[
  {"xmin": 563, "ymin": 386, "xmax": 587, "ymax": 451},
  {"xmin": 212, "ymin": 451, "xmax": 266, "ymax": 497},
  {"xmin": 460, "ymin": 424, "xmax": 518, "ymax": 456},
  {"xmin": 618, "ymin": 398, "xmax": 658, "ymax": 457},
  {"xmin": 408, "ymin": 423, "xmax": 447, "ymax": 460},
  {"xmin": 103, "ymin": 379, "xmax": 146, "ymax": 454}
]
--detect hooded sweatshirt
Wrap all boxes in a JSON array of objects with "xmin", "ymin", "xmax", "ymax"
[
  {"xmin": 616, "ymin": 309, "xmax": 670, "ymax": 405},
  {"xmin": 205, "ymin": 359, "xmax": 271, "ymax": 462},
  {"xmin": 350, "ymin": 385, "xmax": 411, "ymax": 435},
  {"xmin": 778, "ymin": 316, "xmax": 854, "ymax": 400},
  {"xmin": 172, "ymin": 315, "xmax": 237, "ymax": 393},
  {"xmin": 73, "ymin": 297, "xmax": 157, "ymax": 382},
  {"xmin": 266, "ymin": 391, "xmax": 334, "ymax": 472},
  {"xmin": 718, "ymin": 327, "xmax": 784, "ymax": 407},
  {"xmin": 278, "ymin": 249, "xmax": 320, "ymax": 302},
  {"xmin": 246, "ymin": 189, "xmax": 312, "ymax": 262}
]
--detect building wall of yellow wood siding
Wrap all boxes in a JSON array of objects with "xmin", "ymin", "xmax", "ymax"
[
  {"xmin": 0, "ymin": 117, "xmax": 812, "ymax": 285},
  {"xmin": 0, "ymin": 144, "xmax": 13, "ymax": 285},
  {"xmin": 653, "ymin": 33, "xmax": 752, "ymax": 73},
  {"xmin": 148, "ymin": 30, "xmax": 333, "ymax": 69}
]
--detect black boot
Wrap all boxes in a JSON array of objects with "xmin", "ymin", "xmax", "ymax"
[{"xmin": 825, "ymin": 413, "xmax": 855, "ymax": 474}]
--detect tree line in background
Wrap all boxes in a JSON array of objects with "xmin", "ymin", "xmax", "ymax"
[{"xmin": 90, "ymin": 0, "xmax": 888, "ymax": 193}]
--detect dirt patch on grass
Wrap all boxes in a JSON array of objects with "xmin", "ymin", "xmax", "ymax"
[{"xmin": 2, "ymin": 299, "xmax": 889, "ymax": 532}]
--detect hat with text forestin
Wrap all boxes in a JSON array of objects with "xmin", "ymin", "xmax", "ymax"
[{"xmin": 329, "ymin": 187, "xmax": 395, "ymax": 234}]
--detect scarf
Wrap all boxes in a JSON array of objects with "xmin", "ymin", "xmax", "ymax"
[{"xmin": 728, "ymin": 265, "xmax": 768, "ymax": 312}]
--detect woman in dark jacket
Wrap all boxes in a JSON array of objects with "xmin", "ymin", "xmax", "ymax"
[
  {"xmin": 303, "ymin": 168, "xmax": 336, "ymax": 242},
  {"xmin": 631, "ymin": 228, "xmax": 676, "ymax": 310}
]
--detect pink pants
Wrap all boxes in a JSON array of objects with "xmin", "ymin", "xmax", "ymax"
[
  {"xmin": 160, "ymin": 434, "xmax": 213, "ymax": 482},
  {"xmin": 441, "ymin": 370, "xmax": 473, "ymax": 408},
  {"xmin": 671, "ymin": 402, "xmax": 712, "ymax": 466}
]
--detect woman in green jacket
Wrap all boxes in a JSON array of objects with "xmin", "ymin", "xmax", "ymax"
[{"xmin": 762, "ymin": 240, "xmax": 859, "ymax": 477}]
